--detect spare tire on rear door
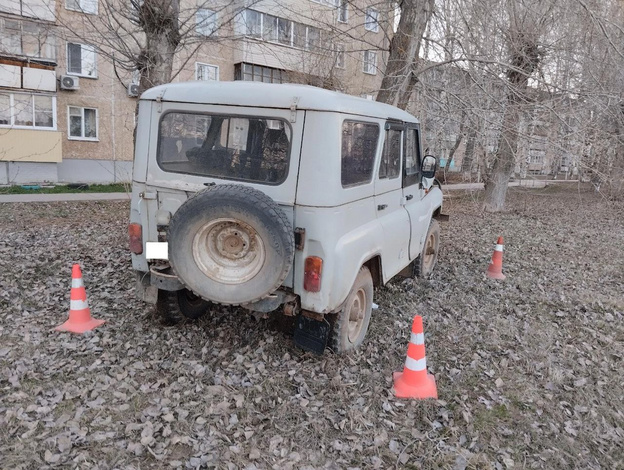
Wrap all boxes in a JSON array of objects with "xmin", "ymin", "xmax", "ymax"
[{"xmin": 168, "ymin": 184, "xmax": 294, "ymax": 305}]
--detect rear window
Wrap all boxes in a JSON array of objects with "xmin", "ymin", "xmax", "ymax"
[
  {"xmin": 157, "ymin": 112, "xmax": 291, "ymax": 184},
  {"xmin": 341, "ymin": 120, "xmax": 380, "ymax": 187}
]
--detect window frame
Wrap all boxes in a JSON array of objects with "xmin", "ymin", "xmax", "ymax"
[
  {"xmin": 243, "ymin": 9, "xmax": 323, "ymax": 51},
  {"xmin": 403, "ymin": 124, "xmax": 422, "ymax": 187},
  {"xmin": 67, "ymin": 105, "xmax": 99, "ymax": 141},
  {"xmin": 379, "ymin": 122, "xmax": 403, "ymax": 180},
  {"xmin": 363, "ymin": 50, "xmax": 377, "ymax": 75},
  {"xmin": 0, "ymin": 92, "xmax": 57, "ymax": 130},
  {"xmin": 365, "ymin": 7, "xmax": 379, "ymax": 32},
  {"xmin": 156, "ymin": 110, "xmax": 293, "ymax": 186},
  {"xmin": 341, "ymin": 119, "xmax": 381, "ymax": 188},
  {"xmin": 334, "ymin": 43, "xmax": 345, "ymax": 69},
  {"xmin": 65, "ymin": 0, "xmax": 98, "ymax": 15},
  {"xmin": 337, "ymin": 0, "xmax": 348, "ymax": 23},
  {"xmin": 195, "ymin": 62, "xmax": 219, "ymax": 81},
  {"xmin": 66, "ymin": 42, "xmax": 97, "ymax": 78},
  {"xmin": 196, "ymin": 8, "xmax": 218, "ymax": 36}
]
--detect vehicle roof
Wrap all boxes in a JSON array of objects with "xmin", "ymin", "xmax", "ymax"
[{"xmin": 140, "ymin": 81, "xmax": 419, "ymax": 123}]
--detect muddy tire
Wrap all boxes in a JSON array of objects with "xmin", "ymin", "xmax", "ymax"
[
  {"xmin": 168, "ymin": 185, "xmax": 294, "ymax": 305},
  {"xmin": 177, "ymin": 289, "xmax": 211, "ymax": 320},
  {"xmin": 415, "ymin": 219, "xmax": 440, "ymax": 278},
  {"xmin": 155, "ymin": 290, "xmax": 185, "ymax": 326},
  {"xmin": 329, "ymin": 266, "xmax": 374, "ymax": 353}
]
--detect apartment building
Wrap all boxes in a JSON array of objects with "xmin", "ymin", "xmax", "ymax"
[{"xmin": 0, "ymin": 0, "xmax": 390, "ymax": 185}]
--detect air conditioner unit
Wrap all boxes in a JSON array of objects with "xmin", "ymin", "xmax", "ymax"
[
  {"xmin": 127, "ymin": 83, "xmax": 140, "ymax": 97},
  {"xmin": 60, "ymin": 75, "xmax": 79, "ymax": 90}
]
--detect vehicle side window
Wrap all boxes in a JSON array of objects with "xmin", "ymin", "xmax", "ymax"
[
  {"xmin": 379, "ymin": 128, "xmax": 401, "ymax": 179},
  {"xmin": 157, "ymin": 112, "xmax": 291, "ymax": 185},
  {"xmin": 403, "ymin": 127, "xmax": 420, "ymax": 186},
  {"xmin": 341, "ymin": 120, "xmax": 380, "ymax": 187}
]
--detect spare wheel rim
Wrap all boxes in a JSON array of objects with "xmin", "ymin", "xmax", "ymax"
[
  {"xmin": 347, "ymin": 287, "xmax": 367, "ymax": 343},
  {"xmin": 192, "ymin": 218, "xmax": 266, "ymax": 284}
]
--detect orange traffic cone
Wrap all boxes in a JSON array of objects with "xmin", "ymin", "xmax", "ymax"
[
  {"xmin": 56, "ymin": 264, "xmax": 105, "ymax": 333},
  {"xmin": 486, "ymin": 236, "xmax": 506, "ymax": 280},
  {"xmin": 393, "ymin": 315, "xmax": 438, "ymax": 399}
]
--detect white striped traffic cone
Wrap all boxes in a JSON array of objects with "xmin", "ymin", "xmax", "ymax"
[
  {"xmin": 393, "ymin": 315, "xmax": 438, "ymax": 399},
  {"xmin": 56, "ymin": 264, "xmax": 105, "ymax": 333},
  {"xmin": 486, "ymin": 236, "xmax": 506, "ymax": 280}
]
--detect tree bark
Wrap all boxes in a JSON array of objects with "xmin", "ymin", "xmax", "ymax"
[
  {"xmin": 136, "ymin": 0, "xmax": 181, "ymax": 94},
  {"xmin": 483, "ymin": 33, "xmax": 541, "ymax": 212},
  {"xmin": 376, "ymin": 0, "xmax": 435, "ymax": 110}
]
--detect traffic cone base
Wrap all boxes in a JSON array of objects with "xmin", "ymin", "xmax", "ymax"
[
  {"xmin": 56, "ymin": 264, "xmax": 105, "ymax": 334},
  {"xmin": 486, "ymin": 266, "xmax": 506, "ymax": 280},
  {"xmin": 393, "ymin": 371, "xmax": 438, "ymax": 399},
  {"xmin": 56, "ymin": 315, "xmax": 105, "ymax": 333}
]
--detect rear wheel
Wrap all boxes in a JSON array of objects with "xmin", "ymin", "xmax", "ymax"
[
  {"xmin": 177, "ymin": 289, "xmax": 211, "ymax": 320},
  {"xmin": 155, "ymin": 290, "xmax": 184, "ymax": 326},
  {"xmin": 329, "ymin": 266, "xmax": 374, "ymax": 353}
]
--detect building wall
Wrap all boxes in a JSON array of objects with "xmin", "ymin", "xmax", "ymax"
[{"xmin": 0, "ymin": 0, "xmax": 388, "ymax": 184}]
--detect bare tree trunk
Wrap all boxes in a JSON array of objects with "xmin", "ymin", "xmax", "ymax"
[
  {"xmin": 462, "ymin": 129, "xmax": 476, "ymax": 174},
  {"xmin": 445, "ymin": 113, "xmax": 466, "ymax": 176},
  {"xmin": 483, "ymin": 32, "xmax": 542, "ymax": 212},
  {"xmin": 136, "ymin": 0, "xmax": 181, "ymax": 94},
  {"xmin": 376, "ymin": 0, "xmax": 435, "ymax": 109}
]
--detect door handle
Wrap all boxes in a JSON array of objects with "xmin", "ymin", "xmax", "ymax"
[
  {"xmin": 405, "ymin": 194, "xmax": 413, "ymax": 201},
  {"xmin": 377, "ymin": 204, "xmax": 388, "ymax": 211}
]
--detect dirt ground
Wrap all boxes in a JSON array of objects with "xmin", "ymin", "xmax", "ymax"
[{"xmin": 0, "ymin": 185, "xmax": 622, "ymax": 469}]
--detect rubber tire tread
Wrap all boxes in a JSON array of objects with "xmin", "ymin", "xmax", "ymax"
[
  {"xmin": 155, "ymin": 289, "xmax": 185, "ymax": 326},
  {"xmin": 329, "ymin": 266, "xmax": 374, "ymax": 354},
  {"xmin": 414, "ymin": 219, "xmax": 440, "ymax": 278},
  {"xmin": 177, "ymin": 289, "xmax": 211, "ymax": 320},
  {"xmin": 168, "ymin": 184, "xmax": 294, "ymax": 305}
]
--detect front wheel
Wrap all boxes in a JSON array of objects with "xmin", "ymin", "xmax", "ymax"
[
  {"xmin": 415, "ymin": 219, "xmax": 440, "ymax": 278},
  {"xmin": 329, "ymin": 266, "xmax": 374, "ymax": 353}
]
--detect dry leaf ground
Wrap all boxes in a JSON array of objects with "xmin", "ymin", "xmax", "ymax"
[{"xmin": 0, "ymin": 185, "xmax": 622, "ymax": 469}]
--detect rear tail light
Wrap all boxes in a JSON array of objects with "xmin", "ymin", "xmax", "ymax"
[
  {"xmin": 304, "ymin": 256, "xmax": 323, "ymax": 292},
  {"xmin": 128, "ymin": 223, "xmax": 143, "ymax": 254}
]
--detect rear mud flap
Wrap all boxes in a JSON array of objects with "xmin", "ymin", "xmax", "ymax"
[{"xmin": 293, "ymin": 314, "xmax": 330, "ymax": 355}]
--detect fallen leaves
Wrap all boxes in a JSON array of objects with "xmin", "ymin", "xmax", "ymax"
[{"xmin": 0, "ymin": 189, "xmax": 622, "ymax": 469}]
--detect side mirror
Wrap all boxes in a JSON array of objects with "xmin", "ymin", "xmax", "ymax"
[{"xmin": 421, "ymin": 155, "xmax": 437, "ymax": 179}]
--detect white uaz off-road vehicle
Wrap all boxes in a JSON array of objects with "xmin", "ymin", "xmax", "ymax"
[{"xmin": 129, "ymin": 82, "xmax": 444, "ymax": 353}]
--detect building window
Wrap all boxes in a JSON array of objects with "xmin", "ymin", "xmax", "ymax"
[
  {"xmin": 66, "ymin": 0, "xmax": 98, "ymax": 15},
  {"xmin": 0, "ymin": 18, "xmax": 56, "ymax": 61},
  {"xmin": 196, "ymin": 8, "xmax": 217, "ymax": 36},
  {"xmin": 67, "ymin": 43, "xmax": 97, "ymax": 77},
  {"xmin": 196, "ymin": 63, "xmax": 219, "ymax": 81},
  {"xmin": 338, "ymin": 0, "xmax": 348, "ymax": 23},
  {"xmin": 363, "ymin": 50, "xmax": 377, "ymax": 74},
  {"xmin": 277, "ymin": 18, "xmax": 292, "ymax": 45},
  {"xmin": 0, "ymin": 92, "xmax": 56, "ymax": 129},
  {"xmin": 335, "ymin": 43, "xmax": 345, "ymax": 68},
  {"xmin": 341, "ymin": 120, "xmax": 379, "ymax": 187},
  {"xmin": 243, "ymin": 10, "xmax": 322, "ymax": 51},
  {"xmin": 68, "ymin": 106, "xmax": 98, "ymax": 140},
  {"xmin": 236, "ymin": 63, "xmax": 286, "ymax": 83},
  {"xmin": 244, "ymin": 9, "xmax": 262, "ymax": 38},
  {"xmin": 365, "ymin": 7, "xmax": 379, "ymax": 32}
]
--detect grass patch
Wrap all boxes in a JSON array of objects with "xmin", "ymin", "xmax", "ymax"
[{"xmin": 0, "ymin": 183, "xmax": 128, "ymax": 194}]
